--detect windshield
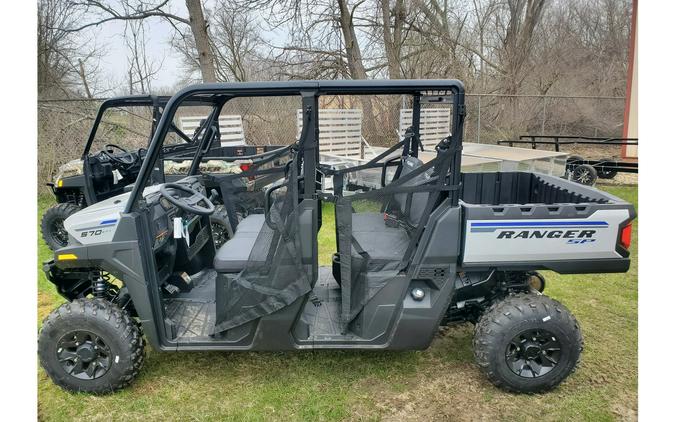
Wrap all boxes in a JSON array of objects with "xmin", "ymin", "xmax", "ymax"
[{"xmin": 89, "ymin": 105, "xmax": 156, "ymax": 154}]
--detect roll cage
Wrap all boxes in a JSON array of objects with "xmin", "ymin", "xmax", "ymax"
[
  {"xmin": 125, "ymin": 79, "xmax": 466, "ymax": 214},
  {"xmin": 81, "ymin": 94, "xmax": 208, "ymax": 160}
]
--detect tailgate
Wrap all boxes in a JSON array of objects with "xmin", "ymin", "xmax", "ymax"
[{"xmin": 461, "ymin": 203, "xmax": 635, "ymax": 273}]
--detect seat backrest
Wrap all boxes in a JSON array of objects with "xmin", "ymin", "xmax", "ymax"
[{"xmin": 393, "ymin": 156, "xmax": 434, "ymax": 226}]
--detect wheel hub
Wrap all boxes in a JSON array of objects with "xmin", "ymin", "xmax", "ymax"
[
  {"xmin": 56, "ymin": 330, "xmax": 112, "ymax": 380},
  {"xmin": 76, "ymin": 344, "xmax": 96, "ymax": 362},
  {"xmin": 523, "ymin": 344, "xmax": 542, "ymax": 359},
  {"xmin": 505, "ymin": 329, "xmax": 562, "ymax": 378}
]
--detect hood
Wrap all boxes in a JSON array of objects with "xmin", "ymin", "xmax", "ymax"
[{"xmin": 63, "ymin": 185, "xmax": 160, "ymax": 245}]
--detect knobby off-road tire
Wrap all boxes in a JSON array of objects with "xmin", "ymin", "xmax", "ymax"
[
  {"xmin": 473, "ymin": 293, "xmax": 583, "ymax": 393},
  {"xmin": 41, "ymin": 203, "xmax": 81, "ymax": 251},
  {"xmin": 38, "ymin": 299, "xmax": 145, "ymax": 394}
]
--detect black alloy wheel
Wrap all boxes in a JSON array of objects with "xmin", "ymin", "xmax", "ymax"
[
  {"xmin": 505, "ymin": 329, "xmax": 561, "ymax": 378},
  {"xmin": 56, "ymin": 330, "xmax": 112, "ymax": 380},
  {"xmin": 51, "ymin": 218, "xmax": 69, "ymax": 247}
]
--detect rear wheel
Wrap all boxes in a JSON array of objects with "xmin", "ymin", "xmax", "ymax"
[
  {"xmin": 473, "ymin": 293, "xmax": 583, "ymax": 393},
  {"xmin": 41, "ymin": 203, "xmax": 81, "ymax": 250},
  {"xmin": 38, "ymin": 299, "xmax": 145, "ymax": 393}
]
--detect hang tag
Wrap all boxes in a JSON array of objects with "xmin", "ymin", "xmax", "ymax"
[
  {"xmin": 112, "ymin": 169, "xmax": 123, "ymax": 184},
  {"xmin": 183, "ymin": 221, "xmax": 190, "ymax": 247},
  {"xmin": 173, "ymin": 218, "xmax": 182, "ymax": 238}
]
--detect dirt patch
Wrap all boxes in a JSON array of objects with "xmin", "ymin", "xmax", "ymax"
[
  {"xmin": 596, "ymin": 172, "xmax": 637, "ymax": 186},
  {"xmin": 610, "ymin": 391, "xmax": 638, "ymax": 422}
]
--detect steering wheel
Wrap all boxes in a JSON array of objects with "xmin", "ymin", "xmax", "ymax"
[
  {"xmin": 103, "ymin": 143, "xmax": 137, "ymax": 166},
  {"xmin": 159, "ymin": 183, "xmax": 216, "ymax": 216}
]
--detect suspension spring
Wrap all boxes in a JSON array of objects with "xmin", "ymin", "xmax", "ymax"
[{"xmin": 91, "ymin": 272, "xmax": 110, "ymax": 298}]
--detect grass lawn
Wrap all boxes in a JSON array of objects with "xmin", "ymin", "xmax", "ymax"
[{"xmin": 37, "ymin": 186, "xmax": 638, "ymax": 421}]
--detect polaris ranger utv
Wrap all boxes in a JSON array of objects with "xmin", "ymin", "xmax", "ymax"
[
  {"xmin": 38, "ymin": 80, "xmax": 635, "ymax": 395},
  {"xmin": 41, "ymin": 95, "xmax": 191, "ymax": 250},
  {"xmin": 40, "ymin": 95, "xmax": 278, "ymax": 251}
]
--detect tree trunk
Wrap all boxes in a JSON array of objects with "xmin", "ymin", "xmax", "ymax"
[
  {"xmin": 336, "ymin": 0, "xmax": 380, "ymax": 147},
  {"xmin": 381, "ymin": 0, "xmax": 404, "ymax": 79},
  {"xmin": 337, "ymin": 0, "xmax": 367, "ymax": 79},
  {"xmin": 185, "ymin": 0, "xmax": 218, "ymax": 82},
  {"xmin": 78, "ymin": 59, "xmax": 93, "ymax": 99}
]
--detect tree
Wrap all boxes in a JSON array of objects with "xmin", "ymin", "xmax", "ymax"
[
  {"xmin": 124, "ymin": 20, "xmax": 163, "ymax": 94},
  {"xmin": 66, "ymin": 0, "xmax": 217, "ymax": 83},
  {"xmin": 173, "ymin": 1, "xmax": 266, "ymax": 82},
  {"xmin": 38, "ymin": 0, "xmax": 103, "ymax": 98},
  {"xmin": 184, "ymin": 0, "xmax": 217, "ymax": 82},
  {"xmin": 380, "ymin": 0, "xmax": 406, "ymax": 79}
]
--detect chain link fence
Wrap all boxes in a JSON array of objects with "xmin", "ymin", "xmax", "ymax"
[{"xmin": 38, "ymin": 93, "xmax": 625, "ymax": 192}]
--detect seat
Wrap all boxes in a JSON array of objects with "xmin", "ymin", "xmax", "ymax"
[
  {"xmin": 352, "ymin": 226, "xmax": 409, "ymax": 266},
  {"xmin": 348, "ymin": 156, "xmax": 432, "ymax": 268},
  {"xmin": 351, "ymin": 156, "xmax": 431, "ymax": 232},
  {"xmin": 213, "ymin": 214, "xmax": 265, "ymax": 273}
]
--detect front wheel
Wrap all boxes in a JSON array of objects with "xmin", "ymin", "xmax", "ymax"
[
  {"xmin": 41, "ymin": 202, "xmax": 81, "ymax": 250},
  {"xmin": 473, "ymin": 293, "xmax": 583, "ymax": 393},
  {"xmin": 38, "ymin": 299, "xmax": 145, "ymax": 393}
]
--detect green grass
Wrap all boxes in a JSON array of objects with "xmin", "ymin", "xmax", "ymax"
[{"xmin": 37, "ymin": 186, "xmax": 638, "ymax": 421}]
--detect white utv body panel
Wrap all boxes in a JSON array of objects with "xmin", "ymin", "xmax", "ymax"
[
  {"xmin": 462, "ymin": 209, "xmax": 629, "ymax": 263},
  {"xmin": 64, "ymin": 186, "xmax": 160, "ymax": 245}
]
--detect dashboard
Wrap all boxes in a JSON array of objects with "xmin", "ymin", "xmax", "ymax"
[{"xmin": 144, "ymin": 176, "xmax": 207, "ymax": 252}]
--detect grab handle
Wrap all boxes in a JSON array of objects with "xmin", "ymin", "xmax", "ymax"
[{"xmin": 264, "ymin": 182, "xmax": 288, "ymax": 230}]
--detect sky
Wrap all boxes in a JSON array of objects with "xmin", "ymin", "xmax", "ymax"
[
  {"xmin": 84, "ymin": 1, "xmax": 286, "ymax": 95},
  {"xmin": 90, "ymin": 1, "xmax": 190, "ymax": 93}
]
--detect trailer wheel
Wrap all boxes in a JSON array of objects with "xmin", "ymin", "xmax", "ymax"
[
  {"xmin": 597, "ymin": 158, "xmax": 618, "ymax": 179},
  {"xmin": 41, "ymin": 203, "xmax": 82, "ymax": 251},
  {"xmin": 38, "ymin": 299, "xmax": 145, "ymax": 394},
  {"xmin": 473, "ymin": 293, "xmax": 583, "ymax": 393},
  {"xmin": 564, "ymin": 155, "xmax": 584, "ymax": 179},
  {"xmin": 571, "ymin": 164, "xmax": 597, "ymax": 185}
]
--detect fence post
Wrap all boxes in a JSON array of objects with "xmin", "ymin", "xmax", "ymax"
[
  {"xmin": 541, "ymin": 97, "xmax": 547, "ymax": 136},
  {"xmin": 476, "ymin": 95, "xmax": 481, "ymax": 144}
]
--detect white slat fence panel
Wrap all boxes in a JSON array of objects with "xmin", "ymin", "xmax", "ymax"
[
  {"xmin": 399, "ymin": 108, "xmax": 452, "ymax": 150},
  {"xmin": 297, "ymin": 109, "xmax": 363, "ymax": 158},
  {"xmin": 179, "ymin": 115, "xmax": 246, "ymax": 146}
]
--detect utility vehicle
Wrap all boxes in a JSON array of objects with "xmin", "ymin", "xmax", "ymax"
[
  {"xmin": 38, "ymin": 80, "xmax": 635, "ymax": 395},
  {"xmin": 40, "ymin": 95, "xmax": 278, "ymax": 251},
  {"xmin": 40, "ymin": 95, "xmax": 200, "ymax": 250}
]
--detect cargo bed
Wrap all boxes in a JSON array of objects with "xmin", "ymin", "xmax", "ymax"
[{"xmin": 459, "ymin": 172, "xmax": 635, "ymax": 274}]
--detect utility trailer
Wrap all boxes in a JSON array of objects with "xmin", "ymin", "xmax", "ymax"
[
  {"xmin": 38, "ymin": 80, "xmax": 634, "ymax": 397},
  {"xmin": 499, "ymin": 135, "xmax": 639, "ymax": 185}
]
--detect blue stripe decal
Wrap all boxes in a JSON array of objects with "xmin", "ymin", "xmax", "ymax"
[
  {"xmin": 100, "ymin": 219, "xmax": 118, "ymax": 225},
  {"xmin": 471, "ymin": 221, "xmax": 608, "ymax": 228}
]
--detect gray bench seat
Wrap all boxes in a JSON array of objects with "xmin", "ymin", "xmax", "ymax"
[{"xmin": 213, "ymin": 214, "xmax": 265, "ymax": 272}]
